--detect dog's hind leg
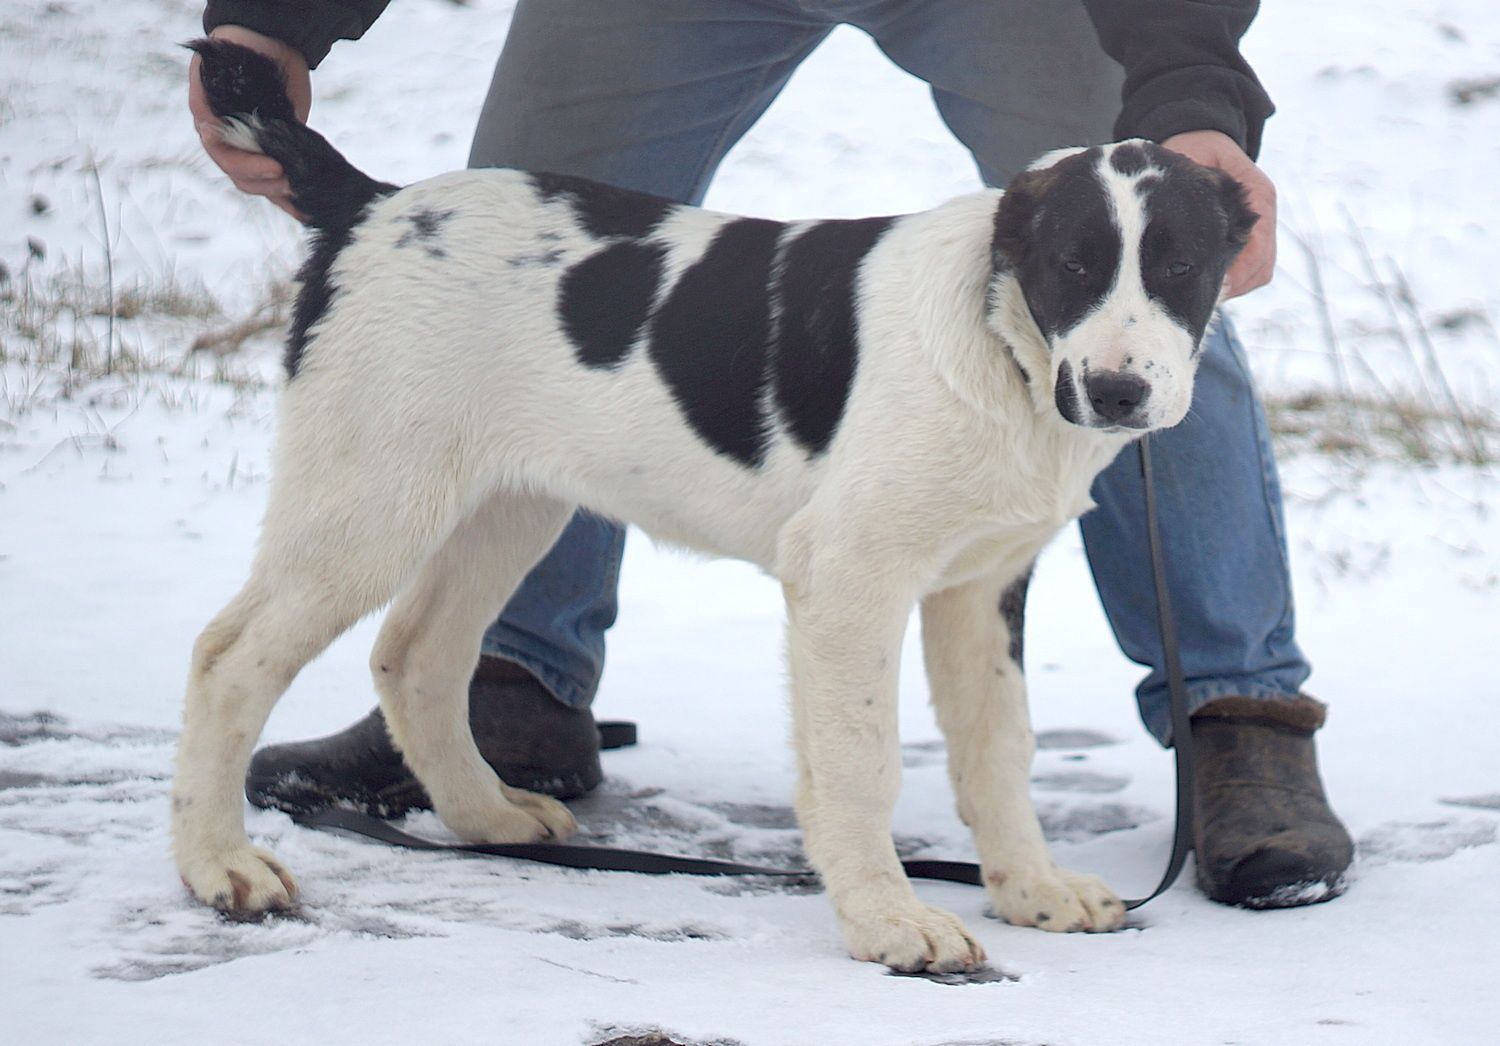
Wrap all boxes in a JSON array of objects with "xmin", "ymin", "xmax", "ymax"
[
  {"xmin": 172, "ymin": 415, "xmax": 477, "ymax": 913},
  {"xmin": 369, "ymin": 489, "xmax": 577, "ymax": 844},
  {"xmin": 920, "ymin": 563, "xmax": 1126, "ymax": 933},
  {"xmin": 173, "ymin": 557, "xmax": 401, "ymax": 914}
]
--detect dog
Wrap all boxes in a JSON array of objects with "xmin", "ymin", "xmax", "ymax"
[{"xmin": 175, "ymin": 39, "xmax": 1255, "ymax": 973}]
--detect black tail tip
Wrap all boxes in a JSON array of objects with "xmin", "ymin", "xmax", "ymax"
[{"xmin": 185, "ymin": 37, "xmax": 298, "ymax": 124}]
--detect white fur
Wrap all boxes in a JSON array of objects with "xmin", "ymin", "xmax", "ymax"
[
  {"xmin": 171, "ymin": 145, "xmax": 1203, "ymax": 972},
  {"xmin": 216, "ymin": 115, "xmax": 265, "ymax": 155}
]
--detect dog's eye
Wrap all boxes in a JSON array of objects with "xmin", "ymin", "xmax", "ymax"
[
  {"xmin": 1062, "ymin": 258, "xmax": 1085, "ymax": 275},
  {"xmin": 1167, "ymin": 261, "xmax": 1194, "ymax": 277}
]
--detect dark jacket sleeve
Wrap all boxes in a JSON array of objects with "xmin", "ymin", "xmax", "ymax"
[
  {"xmin": 203, "ymin": 0, "xmax": 392, "ymax": 68},
  {"xmin": 1081, "ymin": 0, "xmax": 1275, "ymax": 159}
]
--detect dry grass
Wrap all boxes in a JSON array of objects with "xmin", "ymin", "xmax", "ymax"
[
  {"xmin": 1275, "ymin": 211, "xmax": 1500, "ymax": 472},
  {"xmin": 1265, "ymin": 389, "xmax": 1497, "ymax": 467},
  {"xmin": 1, "ymin": 256, "xmax": 286, "ymax": 413}
]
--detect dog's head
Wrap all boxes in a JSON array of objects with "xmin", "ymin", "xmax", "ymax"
[{"xmin": 990, "ymin": 140, "xmax": 1257, "ymax": 432}]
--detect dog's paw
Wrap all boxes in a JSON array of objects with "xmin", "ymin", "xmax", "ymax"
[
  {"xmin": 178, "ymin": 845, "xmax": 298, "ymax": 914},
  {"xmin": 499, "ymin": 785, "xmax": 578, "ymax": 839},
  {"xmin": 986, "ymin": 865, "xmax": 1124, "ymax": 933},
  {"xmin": 441, "ymin": 790, "xmax": 577, "ymax": 845},
  {"xmin": 842, "ymin": 901, "xmax": 987, "ymax": 973}
]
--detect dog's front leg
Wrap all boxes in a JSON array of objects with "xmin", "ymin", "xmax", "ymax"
[
  {"xmin": 920, "ymin": 565, "xmax": 1125, "ymax": 933},
  {"xmin": 782, "ymin": 543, "xmax": 986, "ymax": 973}
]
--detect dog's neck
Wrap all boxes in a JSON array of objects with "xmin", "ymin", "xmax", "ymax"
[
  {"xmin": 984, "ymin": 272, "xmax": 1052, "ymax": 416},
  {"xmin": 981, "ymin": 272, "xmax": 1137, "ymax": 472}
]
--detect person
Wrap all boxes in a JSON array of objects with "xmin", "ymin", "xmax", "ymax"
[{"xmin": 189, "ymin": 0, "xmax": 1353, "ymax": 908}]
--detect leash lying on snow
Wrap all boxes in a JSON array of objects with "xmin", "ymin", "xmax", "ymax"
[{"xmin": 296, "ymin": 436, "xmax": 1194, "ymax": 913}]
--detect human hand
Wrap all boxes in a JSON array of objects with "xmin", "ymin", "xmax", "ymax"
[
  {"xmin": 189, "ymin": 25, "xmax": 312, "ymax": 220},
  {"xmin": 1161, "ymin": 129, "xmax": 1276, "ymax": 299}
]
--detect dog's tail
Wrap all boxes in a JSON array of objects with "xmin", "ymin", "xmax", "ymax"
[{"xmin": 189, "ymin": 38, "xmax": 398, "ymax": 228}]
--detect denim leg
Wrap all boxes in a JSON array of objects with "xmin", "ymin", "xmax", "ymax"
[
  {"xmin": 852, "ymin": 0, "xmax": 1124, "ymax": 186},
  {"xmin": 468, "ymin": 1, "xmax": 833, "ymax": 707},
  {"xmin": 1081, "ymin": 316, "xmax": 1311, "ymax": 745},
  {"xmin": 856, "ymin": 2, "xmax": 1312, "ymax": 742}
]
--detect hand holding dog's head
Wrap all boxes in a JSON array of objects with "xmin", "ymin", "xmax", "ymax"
[{"xmin": 991, "ymin": 141, "xmax": 1257, "ymax": 433}]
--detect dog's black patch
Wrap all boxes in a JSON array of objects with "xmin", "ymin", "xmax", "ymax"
[
  {"xmin": 771, "ymin": 217, "xmax": 892, "ymax": 456},
  {"xmin": 1053, "ymin": 359, "xmax": 1083, "ymax": 425},
  {"xmin": 395, "ymin": 207, "xmax": 454, "ymax": 259},
  {"xmin": 1109, "ymin": 142, "xmax": 1153, "ymax": 176},
  {"xmin": 1137, "ymin": 151, "xmax": 1258, "ymax": 342},
  {"xmin": 998, "ymin": 567, "xmax": 1031, "ymax": 667},
  {"xmin": 648, "ymin": 218, "xmax": 782, "ymax": 468},
  {"xmin": 531, "ymin": 171, "xmax": 676, "ymax": 241},
  {"xmin": 560, "ymin": 240, "xmax": 668, "ymax": 370},
  {"xmin": 287, "ymin": 219, "xmax": 361, "ymax": 379},
  {"xmin": 993, "ymin": 149, "xmax": 1121, "ymax": 338}
]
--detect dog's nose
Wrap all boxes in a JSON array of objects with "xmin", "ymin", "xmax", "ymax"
[{"xmin": 1084, "ymin": 370, "xmax": 1151, "ymax": 425}]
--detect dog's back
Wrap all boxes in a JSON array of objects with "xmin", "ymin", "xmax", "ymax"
[{"xmin": 193, "ymin": 40, "xmax": 1069, "ymax": 569}]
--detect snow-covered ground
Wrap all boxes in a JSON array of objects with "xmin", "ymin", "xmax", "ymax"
[{"xmin": 3, "ymin": 1, "xmax": 1498, "ymax": 1043}]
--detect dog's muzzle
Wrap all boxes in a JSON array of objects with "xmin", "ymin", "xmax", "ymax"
[{"xmin": 1054, "ymin": 362, "xmax": 1153, "ymax": 430}]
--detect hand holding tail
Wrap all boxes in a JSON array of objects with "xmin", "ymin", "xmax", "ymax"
[
  {"xmin": 189, "ymin": 27, "xmax": 311, "ymax": 219},
  {"xmin": 188, "ymin": 35, "xmax": 395, "ymax": 228}
]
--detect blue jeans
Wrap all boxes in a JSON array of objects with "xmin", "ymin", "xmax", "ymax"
[{"xmin": 471, "ymin": 0, "xmax": 1311, "ymax": 743}]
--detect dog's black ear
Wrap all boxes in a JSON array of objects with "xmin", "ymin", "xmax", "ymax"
[
  {"xmin": 1209, "ymin": 167, "xmax": 1259, "ymax": 248},
  {"xmin": 992, "ymin": 164, "xmax": 1062, "ymax": 271}
]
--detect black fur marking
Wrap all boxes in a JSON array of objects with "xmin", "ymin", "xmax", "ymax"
[
  {"xmin": 286, "ymin": 222, "xmax": 357, "ymax": 379},
  {"xmin": 996, "ymin": 142, "xmax": 1256, "ymax": 355},
  {"xmin": 1137, "ymin": 150, "xmax": 1258, "ymax": 342},
  {"xmin": 1109, "ymin": 142, "xmax": 1152, "ymax": 176},
  {"xmin": 999, "ymin": 568, "xmax": 1031, "ymax": 667},
  {"xmin": 993, "ymin": 149, "xmax": 1121, "ymax": 338},
  {"xmin": 649, "ymin": 218, "xmax": 782, "ymax": 468},
  {"xmin": 191, "ymin": 38, "xmax": 399, "ymax": 379},
  {"xmin": 191, "ymin": 41, "xmax": 396, "ymax": 231},
  {"xmin": 771, "ymin": 217, "xmax": 893, "ymax": 456},
  {"xmin": 560, "ymin": 240, "xmax": 668, "ymax": 370},
  {"xmin": 1053, "ymin": 359, "xmax": 1083, "ymax": 426},
  {"xmin": 530, "ymin": 171, "xmax": 675, "ymax": 241},
  {"xmin": 395, "ymin": 208, "xmax": 455, "ymax": 258},
  {"xmin": 187, "ymin": 39, "xmax": 296, "ymax": 124}
]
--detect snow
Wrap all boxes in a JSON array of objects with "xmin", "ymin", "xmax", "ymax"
[{"xmin": 2, "ymin": 1, "xmax": 1498, "ymax": 1044}]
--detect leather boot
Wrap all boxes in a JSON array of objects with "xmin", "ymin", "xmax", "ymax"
[
  {"xmin": 245, "ymin": 656, "xmax": 605, "ymax": 816},
  {"xmin": 1190, "ymin": 695, "xmax": 1354, "ymax": 908}
]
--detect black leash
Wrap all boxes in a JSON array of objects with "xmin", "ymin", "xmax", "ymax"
[
  {"xmin": 295, "ymin": 805, "xmax": 985, "ymax": 885},
  {"xmin": 296, "ymin": 437, "xmax": 1194, "ymax": 910},
  {"xmin": 1122, "ymin": 432, "xmax": 1197, "ymax": 908}
]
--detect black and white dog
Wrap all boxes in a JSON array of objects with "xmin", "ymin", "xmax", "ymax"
[{"xmin": 176, "ymin": 40, "xmax": 1254, "ymax": 973}]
